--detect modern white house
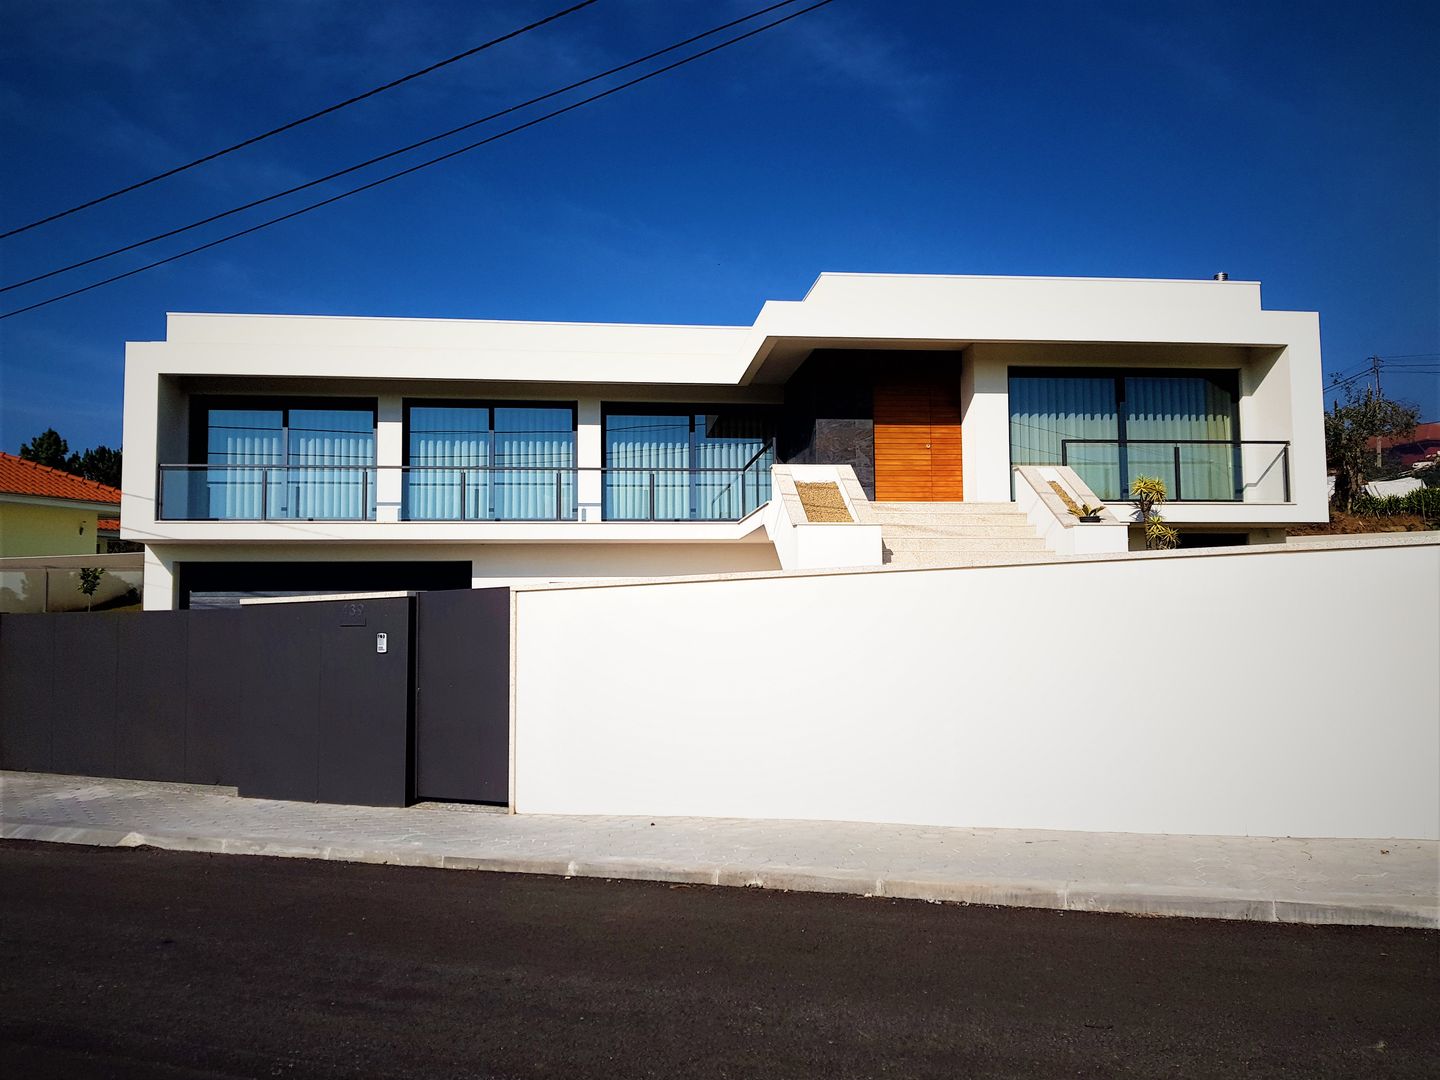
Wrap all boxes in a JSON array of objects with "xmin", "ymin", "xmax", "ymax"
[{"xmin": 121, "ymin": 273, "xmax": 1328, "ymax": 609}]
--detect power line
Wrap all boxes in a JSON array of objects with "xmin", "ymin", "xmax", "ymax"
[
  {"xmin": 1326, "ymin": 369, "xmax": 1374, "ymax": 392},
  {"xmin": 0, "ymin": 0, "xmax": 601, "ymax": 241},
  {"xmin": 0, "ymin": 0, "xmax": 838, "ymax": 321},
  {"xmin": 1327, "ymin": 357, "xmax": 1373, "ymax": 380},
  {"xmin": 1, "ymin": 0, "xmax": 810, "ymax": 295}
]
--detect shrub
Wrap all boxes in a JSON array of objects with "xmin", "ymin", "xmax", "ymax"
[{"xmin": 1131, "ymin": 476, "xmax": 1179, "ymax": 550}]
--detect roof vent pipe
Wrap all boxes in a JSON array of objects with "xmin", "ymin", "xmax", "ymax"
[{"xmin": 1213, "ymin": 272, "xmax": 1229, "ymax": 281}]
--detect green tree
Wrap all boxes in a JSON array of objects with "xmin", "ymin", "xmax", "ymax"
[
  {"xmin": 77, "ymin": 567, "xmax": 106, "ymax": 611},
  {"xmin": 1324, "ymin": 384, "xmax": 1420, "ymax": 512},
  {"xmin": 19, "ymin": 428, "xmax": 69, "ymax": 469},
  {"xmin": 68, "ymin": 445, "xmax": 123, "ymax": 488},
  {"xmin": 17, "ymin": 429, "xmax": 122, "ymax": 489}
]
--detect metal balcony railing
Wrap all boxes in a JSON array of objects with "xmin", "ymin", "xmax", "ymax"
[
  {"xmin": 158, "ymin": 465, "xmax": 378, "ymax": 522},
  {"xmin": 1056, "ymin": 439, "xmax": 1291, "ymax": 503},
  {"xmin": 157, "ymin": 445, "xmax": 774, "ymax": 523}
]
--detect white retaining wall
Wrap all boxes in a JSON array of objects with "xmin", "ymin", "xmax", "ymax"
[{"xmin": 512, "ymin": 538, "xmax": 1440, "ymax": 839}]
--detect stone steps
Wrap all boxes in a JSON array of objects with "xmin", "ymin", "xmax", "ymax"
[
  {"xmin": 872, "ymin": 501, "xmax": 1017, "ymax": 513},
  {"xmin": 884, "ymin": 535, "xmax": 1048, "ymax": 553},
  {"xmin": 870, "ymin": 500, "xmax": 1053, "ymax": 568},
  {"xmin": 881, "ymin": 522, "xmax": 1040, "ymax": 539},
  {"xmin": 874, "ymin": 512, "xmax": 1029, "ymax": 526},
  {"xmin": 883, "ymin": 550, "xmax": 1058, "ymax": 569}
]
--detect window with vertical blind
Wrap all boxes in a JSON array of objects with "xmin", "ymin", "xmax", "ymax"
[
  {"xmin": 189, "ymin": 398, "xmax": 376, "ymax": 519},
  {"xmin": 405, "ymin": 403, "xmax": 575, "ymax": 520},
  {"xmin": 1008, "ymin": 370, "xmax": 1240, "ymax": 500},
  {"xmin": 603, "ymin": 407, "xmax": 775, "ymax": 520}
]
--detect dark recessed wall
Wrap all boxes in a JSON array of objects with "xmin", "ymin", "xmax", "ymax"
[{"xmin": 781, "ymin": 350, "xmax": 879, "ymax": 497}]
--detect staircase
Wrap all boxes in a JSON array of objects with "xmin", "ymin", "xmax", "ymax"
[{"xmin": 873, "ymin": 501, "xmax": 1054, "ymax": 568}]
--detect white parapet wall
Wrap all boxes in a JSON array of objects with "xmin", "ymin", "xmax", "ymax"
[
  {"xmin": 1013, "ymin": 465, "xmax": 1130, "ymax": 556},
  {"xmin": 512, "ymin": 534, "xmax": 1440, "ymax": 840},
  {"xmin": 764, "ymin": 464, "xmax": 884, "ymax": 571}
]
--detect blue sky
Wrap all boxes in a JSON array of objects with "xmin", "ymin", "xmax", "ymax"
[{"xmin": 1, "ymin": 0, "xmax": 1436, "ymax": 455}]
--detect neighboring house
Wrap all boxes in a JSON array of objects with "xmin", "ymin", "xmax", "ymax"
[
  {"xmin": 122, "ymin": 273, "xmax": 1329, "ymax": 610},
  {"xmin": 0, "ymin": 452, "xmax": 121, "ymax": 557},
  {"xmin": 1371, "ymin": 421, "xmax": 1440, "ymax": 469}
]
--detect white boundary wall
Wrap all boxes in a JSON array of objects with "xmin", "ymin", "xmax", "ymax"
[{"xmin": 513, "ymin": 537, "xmax": 1440, "ymax": 839}]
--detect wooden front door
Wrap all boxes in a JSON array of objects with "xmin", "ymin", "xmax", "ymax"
[{"xmin": 873, "ymin": 371, "xmax": 963, "ymax": 501}]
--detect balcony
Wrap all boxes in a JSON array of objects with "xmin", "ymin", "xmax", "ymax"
[
  {"xmin": 1056, "ymin": 439, "xmax": 1291, "ymax": 503},
  {"xmin": 156, "ymin": 458, "xmax": 773, "ymax": 523}
]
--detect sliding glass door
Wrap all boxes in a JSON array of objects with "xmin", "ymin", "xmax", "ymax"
[
  {"xmin": 1008, "ymin": 370, "xmax": 1240, "ymax": 500},
  {"xmin": 406, "ymin": 403, "xmax": 575, "ymax": 520},
  {"xmin": 194, "ymin": 400, "xmax": 375, "ymax": 520},
  {"xmin": 603, "ymin": 408, "xmax": 774, "ymax": 520}
]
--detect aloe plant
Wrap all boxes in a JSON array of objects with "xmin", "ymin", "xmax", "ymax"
[{"xmin": 1130, "ymin": 476, "xmax": 1179, "ymax": 550}]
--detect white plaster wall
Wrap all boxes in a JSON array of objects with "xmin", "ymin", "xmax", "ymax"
[
  {"xmin": 766, "ymin": 464, "xmax": 883, "ymax": 570},
  {"xmin": 139, "ymin": 540, "xmax": 781, "ymax": 609},
  {"xmin": 1012, "ymin": 467, "xmax": 1127, "ymax": 556},
  {"xmin": 513, "ymin": 540, "xmax": 1440, "ymax": 839}
]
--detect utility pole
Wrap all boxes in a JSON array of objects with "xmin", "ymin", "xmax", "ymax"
[{"xmin": 1371, "ymin": 356, "xmax": 1384, "ymax": 465}]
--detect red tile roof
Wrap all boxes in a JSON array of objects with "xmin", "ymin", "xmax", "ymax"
[
  {"xmin": 0, "ymin": 452, "xmax": 121, "ymax": 506},
  {"xmin": 1369, "ymin": 422, "xmax": 1440, "ymax": 466},
  {"xmin": 97, "ymin": 518, "xmax": 121, "ymax": 531}
]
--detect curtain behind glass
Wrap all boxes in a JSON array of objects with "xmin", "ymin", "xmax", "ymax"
[
  {"xmin": 492, "ymin": 407, "xmax": 575, "ymax": 520},
  {"xmin": 605, "ymin": 414, "xmax": 690, "ymax": 519},
  {"xmin": 694, "ymin": 413, "xmax": 771, "ymax": 520},
  {"xmin": 408, "ymin": 407, "xmax": 489, "ymax": 519},
  {"xmin": 206, "ymin": 409, "xmax": 282, "ymax": 519},
  {"xmin": 1008, "ymin": 377, "xmax": 1121, "ymax": 498},
  {"xmin": 1124, "ymin": 378, "xmax": 1236, "ymax": 500},
  {"xmin": 288, "ymin": 409, "xmax": 375, "ymax": 519}
]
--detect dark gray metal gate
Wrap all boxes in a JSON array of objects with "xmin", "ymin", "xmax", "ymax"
[
  {"xmin": 413, "ymin": 588, "xmax": 511, "ymax": 804},
  {"xmin": 0, "ymin": 597, "xmax": 414, "ymax": 806}
]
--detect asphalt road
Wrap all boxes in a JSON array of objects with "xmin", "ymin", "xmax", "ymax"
[{"xmin": 0, "ymin": 841, "xmax": 1435, "ymax": 1079}]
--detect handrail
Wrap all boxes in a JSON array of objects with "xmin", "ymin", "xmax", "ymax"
[
  {"xmin": 1057, "ymin": 438, "xmax": 1291, "ymax": 503},
  {"xmin": 1059, "ymin": 438, "xmax": 1290, "ymax": 446},
  {"xmin": 157, "ymin": 456, "xmax": 778, "ymax": 522}
]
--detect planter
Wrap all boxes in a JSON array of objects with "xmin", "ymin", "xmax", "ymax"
[{"xmin": 1079, "ymin": 514, "xmax": 1104, "ymax": 523}]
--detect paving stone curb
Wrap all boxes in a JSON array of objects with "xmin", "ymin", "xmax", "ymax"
[{"xmin": 5, "ymin": 818, "xmax": 1435, "ymax": 930}]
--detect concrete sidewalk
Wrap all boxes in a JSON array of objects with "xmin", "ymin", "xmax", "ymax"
[{"xmin": 2, "ymin": 771, "xmax": 1435, "ymax": 929}]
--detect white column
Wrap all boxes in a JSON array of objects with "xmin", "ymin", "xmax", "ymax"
[
  {"xmin": 962, "ymin": 346, "xmax": 1016, "ymax": 502},
  {"xmin": 142, "ymin": 546, "xmax": 177, "ymax": 610},
  {"xmin": 576, "ymin": 397, "xmax": 603, "ymax": 523},
  {"xmin": 375, "ymin": 395, "xmax": 403, "ymax": 523}
]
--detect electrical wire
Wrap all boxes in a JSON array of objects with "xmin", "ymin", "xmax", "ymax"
[
  {"xmin": 0, "ymin": 1, "xmax": 601, "ymax": 240},
  {"xmin": 0, "ymin": 0, "xmax": 810, "ymax": 294},
  {"xmin": 0, "ymin": 0, "xmax": 837, "ymax": 320}
]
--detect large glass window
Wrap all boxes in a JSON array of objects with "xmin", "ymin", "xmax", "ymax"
[
  {"xmin": 604, "ymin": 408, "xmax": 774, "ymax": 520},
  {"xmin": 174, "ymin": 400, "xmax": 375, "ymax": 520},
  {"xmin": 1009, "ymin": 371, "xmax": 1239, "ymax": 500},
  {"xmin": 406, "ymin": 404, "xmax": 575, "ymax": 520}
]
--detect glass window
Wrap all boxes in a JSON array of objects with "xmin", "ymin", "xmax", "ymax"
[
  {"xmin": 604, "ymin": 409, "xmax": 774, "ymax": 520},
  {"xmin": 1009, "ymin": 377, "xmax": 1121, "ymax": 496},
  {"xmin": 406, "ymin": 404, "xmax": 575, "ymax": 520},
  {"xmin": 187, "ymin": 402, "xmax": 374, "ymax": 520},
  {"xmin": 1008, "ymin": 372, "xmax": 1238, "ymax": 501},
  {"xmin": 1123, "ymin": 377, "xmax": 1236, "ymax": 501}
]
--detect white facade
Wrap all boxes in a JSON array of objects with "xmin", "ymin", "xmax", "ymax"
[
  {"xmin": 122, "ymin": 273, "xmax": 1328, "ymax": 609},
  {"xmin": 513, "ymin": 536, "xmax": 1440, "ymax": 840}
]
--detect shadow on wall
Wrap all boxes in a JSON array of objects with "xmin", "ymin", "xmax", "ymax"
[{"xmin": 0, "ymin": 569, "xmax": 143, "ymax": 613}]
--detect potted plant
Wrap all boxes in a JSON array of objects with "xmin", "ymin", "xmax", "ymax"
[{"xmin": 1070, "ymin": 502, "xmax": 1106, "ymax": 523}]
